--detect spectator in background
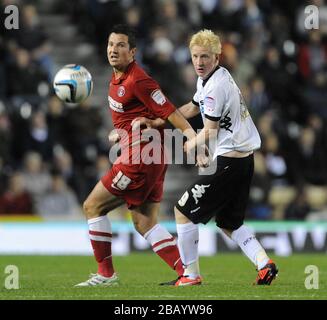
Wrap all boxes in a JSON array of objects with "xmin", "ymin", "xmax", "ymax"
[
  {"xmin": 239, "ymin": 0, "xmax": 264, "ymax": 36},
  {"xmin": 125, "ymin": 6, "xmax": 148, "ymax": 42},
  {"xmin": 285, "ymin": 187, "xmax": 311, "ymax": 220},
  {"xmin": 2, "ymin": 0, "xmax": 327, "ymax": 223},
  {"xmin": 0, "ymin": 172, "xmax": 34, "ymax": 214},
  {"xmin": 94, "ymin": 154, "xmax": 110, "ymax": 181},
  {"xmin": 257, "ymin": 46, "xmax": 289, "ymax": 108},
  {"xmin": 144, "ymin": 35, "xmax": 186, "ymax": 105},
  {"xmin": 298, "ymin": 30, "xmax": 327, "ymax": 117},
  {"xmin": 179, "ymin": 63, "xmax": 203, "ymax": 131},
  {"xmin": 86, "ymin": 0, "xmax": 124, "ymax": 57},
  {"xmin": 0, "ymin": 35, "xmax": 7, "ymax": 99},
  {"xmin": 249, "ymin": 77, "xmax": 270, "ymax": 120},
  {"xmin": 221, "ymin": 42, "xmax": 255, "ymax": 88},
  {"xmin": 241, "ymin": 33, "xmax": 265, "ymax": 65},
  {"xmin": 52, "ymin": 148, "xmax": 85, "ymax": 203},
  {"xmin": 22, "ymin": 110, "xmax": 54, "ymax": 162},
  {"xmin": 295, "ymin": 125, "xmax": 327, "ymax": 185},
  {"xmin": 155, "ymin": 0, "xmax": 190, "ymax": 46},
  {"xmin": 267, "ymin": 9, "xmax": 291, "ymax": 49},
  {"xmin": 263, "ymin": 133, "xmax": 289, "ymax": 186},
  {"xmin": 7, "ymin": 48, "xmax": 49, "ymax": 98},
  {"xmin": 201, "ymin": 0, "xmax": 241, "ymax": 31},
  {"xmin": 298, "ymin": 30, "xmax": 327, "ymax": 83},
  {"xmin": 36, "ymin": 171, "xmax": 82, "ymax": 219},
  {"xmin": 0, "ymin": 109, "xmax": 12, "ymax": 166},
  {"xmin": 21, "ymin": 151, "xmax": 51, "ymax": 205},
  {"xmin": 10, "ymin": 4, "xmax": 53, "ymax": 79},
  {"xmin": 0, "ymin": 157, "xmax": 8, "ymax": 196},
  {"xmin": 63, "ymin": 100, "xmax": 103, "ymax": 167},
  {"xmin": 248, "ymin": 151, "xmax": 272, "ymax": 220},
  {"xmin": 46, "ymin": 95, "xmax": 66, "ymax": 146}
]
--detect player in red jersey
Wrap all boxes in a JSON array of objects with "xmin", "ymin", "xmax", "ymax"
[{"xmin": 75, "ymin": 24, "xmax": 207, "ymax": 286}]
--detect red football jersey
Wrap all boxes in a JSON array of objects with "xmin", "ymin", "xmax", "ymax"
[{"xmin": 108, "ymin": 61, "xmax": 176, "ymax": 151}]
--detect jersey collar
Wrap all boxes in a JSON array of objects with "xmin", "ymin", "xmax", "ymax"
[
  {"xmin": 111, "ymin": 60, "xmax": 136, "ymax": 84},
  {"xmin": 202, "ymin": 65, "xmax": 220, "ymax": 87}
]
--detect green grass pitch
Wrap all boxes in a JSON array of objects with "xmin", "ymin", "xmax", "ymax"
[{"xmin": 0, "ymin": 253, "xmax": 326, "ymax": 300}]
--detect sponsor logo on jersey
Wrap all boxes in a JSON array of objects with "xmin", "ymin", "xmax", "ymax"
[
  {"xmin": 108, "ymin": 96, "xmax": 124, "ymax": 113},
  {"xmin": 220, "ymin": 111, "xmax": 233, "ymax": 132},
  {"xmin": 191, "ymin": 184, "xmax": 210, "ymax": 204},
  {"xmin": 204, "ymin": 96, "xmax": 215, "ymax": 112},
  {"xmin": 117, "ymin": 86, "xmax": 125, "ymax": 97},
  {"xmin": 151, "ymin": 89, "xmax": 166, "ymax": 106}
]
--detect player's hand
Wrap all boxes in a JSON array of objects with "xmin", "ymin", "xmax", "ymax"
[
  {"xmin": 196, "ymin": 145, "xmax": 210, "ymax": 168},
  {"xmin": 196, "ymin": 153, "xmax": 210, "ymax": 168},
  {"xmin": 183, "ymin": 140, "xmax": 194, "ymax": 154},
  {"xmin": 108, "ymin": 130, "xmax": 121, "ymax": 144},
  {"xmin": 131, "ymin": 117, "xmax": 152, "ymax": 131}
]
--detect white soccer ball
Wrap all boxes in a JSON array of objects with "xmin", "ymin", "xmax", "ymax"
[{"xmin": 53, "ymin": 64, "xmax": 93, "ymax": 104}]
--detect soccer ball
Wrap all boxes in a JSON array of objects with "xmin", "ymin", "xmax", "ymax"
[{"xmin": 53, "ymin": 64, "xmax": 93, "ymax": 104}]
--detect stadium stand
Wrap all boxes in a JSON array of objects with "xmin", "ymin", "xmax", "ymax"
[{"xmin": 1, "ymin": 0, "xmax": 327, "ymax": 221}]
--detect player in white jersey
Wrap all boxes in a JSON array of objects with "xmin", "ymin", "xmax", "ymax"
[
  {"xmin": 134, "ymin": 29, "xmax": 278, "ymax": 286},
  {"xmin": 191, "ymin": 65, "xmax": 261, "ymax": 159}
]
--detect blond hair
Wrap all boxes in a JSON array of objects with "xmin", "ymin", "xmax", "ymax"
[{"xmin": 189, "ymin": 29, "xmax": 222, "ymax": 55}]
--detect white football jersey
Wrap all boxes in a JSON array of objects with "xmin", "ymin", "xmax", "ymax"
[{"xmin": 193, "ymin": 66, "xmax": 261, "ymax": 159}]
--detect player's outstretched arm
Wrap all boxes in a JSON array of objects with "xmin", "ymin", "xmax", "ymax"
[
  {"xmin": 131, "ymin": 117, "xmax": 166, "ymax": 130},
  {"xmin": 167, "ymin": 109, "xmax": 197, "ymax": 141},
  {"xmin": 132, "ymin": 109, "xmax": 197, "ymax": 141},
  {"xmin": 178, "ymin": 101, "xmax": 200, "ymax": 119},
  {"xmin": 184, "ymin": 118, "xmax": 219, "ymax": 153},
  {"xmin": 131, "ymin": 101, "xmax": 199, "ymax": 131}
]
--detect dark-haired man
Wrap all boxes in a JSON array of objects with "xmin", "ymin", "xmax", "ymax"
[{"xmin": 75, "ymin": 24, "xmax": 207, "ymax": 286}]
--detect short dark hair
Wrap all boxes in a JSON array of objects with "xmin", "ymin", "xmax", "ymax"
[{"xmin": 110, "ymin": 24, "xmax": 137, "ymax": 49}]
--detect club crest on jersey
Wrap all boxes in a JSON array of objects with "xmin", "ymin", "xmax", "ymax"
[
  {"xmin": 151, "ymin": 89, "xmax": 166, "ymax": 106},
  {"xmin": 204, "ymin": 96, "xmax": 215, "ymax": 112},
  {"xmin": 117, "ymin": 86, "xmax": 125, "ymax": 97}
]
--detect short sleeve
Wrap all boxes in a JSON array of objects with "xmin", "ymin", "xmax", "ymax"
[
  {"xmin": 134, "ymin": 78, "xmax": 176, "ymax": 119},
  {"xmin": 203, "ymin": 85, "xmax": 226, "ymax": 121},
  {"xmin": 192, "ymin": 91, "xmax": 200, "ymax": 107}
]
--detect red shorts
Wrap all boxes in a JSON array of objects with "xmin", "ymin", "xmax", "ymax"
[{"xmin": 101, "ymin": 160, "xmax": 168, "ymax": 209}]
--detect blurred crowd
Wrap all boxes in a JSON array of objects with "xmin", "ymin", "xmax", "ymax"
[{"xmin": 0, "ymin": 0, "xmax": 327, "ymax": 221}]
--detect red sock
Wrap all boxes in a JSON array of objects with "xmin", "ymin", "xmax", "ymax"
[
  {"xmin": 89, "ymin": 230, "xmax": 114, "ymax": 277},
  {"xmin": 153, "ymin": 237, "xmax": 184, "ymax": 276}
]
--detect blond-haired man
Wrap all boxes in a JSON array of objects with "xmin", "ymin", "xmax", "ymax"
[{"xmin": 136, "ymin": 29, "xmax": 278, "ymax": 286}]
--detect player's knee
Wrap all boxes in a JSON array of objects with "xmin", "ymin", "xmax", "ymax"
[
  {"xmin": 133, "ymin": 218, "xmax": 155, "ymax": 236},
  {"xmin": 133, "ymin": 220, "xmax": 142, "ymax": 235},
  {"xmin": 83, "ymin": 199, "xmax": 101, "ymax": 219},
  {"xmin": 133, "ymin": 220, "xmax": 146, "ymax": 236},
  {"xmin": 174, "ymin": 206, "xmax": 190, "ymax": 224}
]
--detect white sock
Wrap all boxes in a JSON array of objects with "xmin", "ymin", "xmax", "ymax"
[
  {"xmin": 144, "ymin": 224, "xmax": 174, "ymax": 246},
  {"xmin": 88, "ymin": 215, "xmax": 112, "ymax": 235},
  {"xmin": 87, "ymin": 216, "xmax": 114, "ymax": 277},
  {"xmin": 231, "ymin": 224, "xmax": 269, "ymax": 270},
  {"xmin": 176, "ymin": 222, "xmax": 200, "ymax": 278}
]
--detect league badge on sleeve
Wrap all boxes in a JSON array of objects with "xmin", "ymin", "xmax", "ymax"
[
  {"xmin": 151, "ymin": 89, "xmax": 166, "ymax": 106},
  {"xmin": 204, "ymin": 96, "xmax": 215, "ymax": 112}
]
